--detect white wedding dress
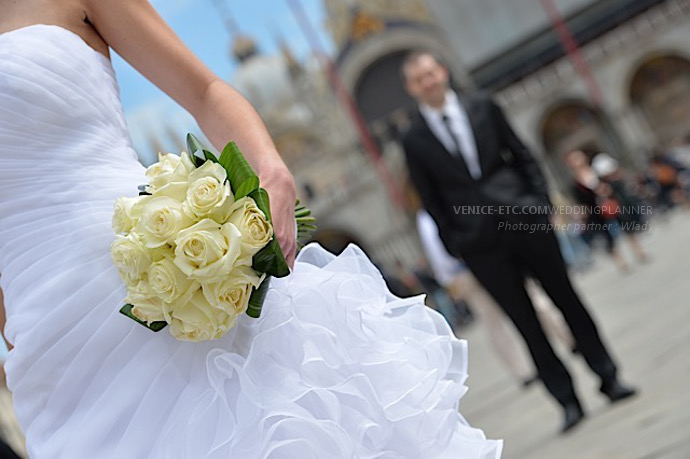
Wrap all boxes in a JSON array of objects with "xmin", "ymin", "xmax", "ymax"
[{"xmin": 0, "ymin": 25, "xmax": 502, "ymax": 458}]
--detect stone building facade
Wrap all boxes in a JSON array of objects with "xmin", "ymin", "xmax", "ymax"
[
  {"xmin": 487, "ymin": 0, "xmax": 690, "ymax": 189},
  {"xmin": 218, "ymin": 0, "xmax": 690, "ymax": 273},
  {"xmin": 339, "ymin": 0, "xmax": 690, "ymax": 191}
]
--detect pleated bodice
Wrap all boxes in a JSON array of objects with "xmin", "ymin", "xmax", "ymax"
[{"xmin": 0, "ymin": 25, "xmax": 146, "ymax": 340}]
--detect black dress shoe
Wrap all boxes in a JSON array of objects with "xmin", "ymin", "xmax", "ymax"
[
  {"xmin": 600, "ymin": 380, "xmax": 637, "ymax": 403},
  {"xmin": 561, "ymin": 402, "xmax": 585, "ymax": 433}
]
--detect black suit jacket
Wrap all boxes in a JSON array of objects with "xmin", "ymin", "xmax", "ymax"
[{"xmin": 402, "ymin": 91, "xmax": 551, "ymax": 256}]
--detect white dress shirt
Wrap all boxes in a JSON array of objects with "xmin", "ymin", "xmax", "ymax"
[
  {"xmin": 420, "ymin": 91, "xmax": 482, "ymax": 179},
  {"xmin": 416, "ymin": 210, "xmax": 466, "ymax": 288}
]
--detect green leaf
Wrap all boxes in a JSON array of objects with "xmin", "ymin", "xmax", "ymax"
[
  {"xmin": 296, "ymin": 218, "xmax": 317, "ymax": 226},
  {"xmin": 186, "ymin": 134, "xmax": 211, "ymax": 167},
  {"xmin": 297, "ymin": 228, "xmax": 314, "ymax": 235},
  {"xmin": 234, "ymin": 176, "xmax": 261, "ymax": 199},
  {"xmin": 186, "ymin": 133, "xmax": 206, "ymax": 155},
  {"xmin": 252, "ymin": 239, "xmax": 290, "ymax": 277},
  {"xmin": 119, "ymin": 304, "xmax": 167, "ymax": 332},
  {"xmin": 246, "ymin": 277, "xmax": 271, "ymax": 318},
  {"xmin": 191, "ymin": 153, "xmax": 205, "ymax": 168},
  {"xmin": 295, "ymin": 208, "xmax": 311, "ymax": 218},
  {"xmin": 219, "ymin": 141, "xmax": 260, "ymax": 199},
  {"xmin": 248, "ymin": 188, "xmax": 289, "ymax": 277},
  {"xmin": 203, "ymin": 149, "xmax": 219, "ymax": 163}
]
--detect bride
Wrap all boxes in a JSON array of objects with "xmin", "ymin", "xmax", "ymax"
[{"xmin": 0, "ymin": 0, "xmax": 502, "ymax": 457}]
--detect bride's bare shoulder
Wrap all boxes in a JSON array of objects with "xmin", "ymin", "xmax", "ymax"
[
  {"xmin": 0, "ymin": 0, "xmax": 82, "ymax": 32},
  {"xmin": 0, "ymin": 0, "xmax": 108, "ymax": 55}
]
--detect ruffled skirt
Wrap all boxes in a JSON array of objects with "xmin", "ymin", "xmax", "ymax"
[{"xmin": 3, "ymin": 243, "xmax": 501, "ymax": 458}]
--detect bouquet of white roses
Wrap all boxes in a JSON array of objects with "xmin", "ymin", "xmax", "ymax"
[{"xmin": 110, "ymin": 134, "xmax": 315, "ymax": 342}]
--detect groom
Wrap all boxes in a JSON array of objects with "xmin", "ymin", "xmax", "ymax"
[{"xmin": 400, "ymin": 50, "xmax": 636, "ymax": 432}]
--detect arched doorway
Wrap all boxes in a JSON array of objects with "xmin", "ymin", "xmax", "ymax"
[
  {"xmin": 540, "ymin": 101, "xmax": 623, "ymax": 187},
  {"xmin": 630, "ymin": 54, "xmax": 690, "ymax": 146},
  {"xmin": 354, "ymin": 50, "xmax": 417, "ymax": 146}
]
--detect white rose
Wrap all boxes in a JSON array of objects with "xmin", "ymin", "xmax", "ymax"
[
  {"xmin": 146, "ymin": 152, "xmax": 196, "ymax": 200},
  {"xmin": 125, "ymin": 280, "xmax": 167, "ymax": 324},
  {"xmin": 173, "ymin": 219, "xmax": 243, "ymax": 279},
  {"xmin": 201, "ymin": 266, "xmax": 263, "ymax": 315},
  {"xmin": 147, "ymin": 244, "xmax": 174, "ymax": 263},
  {"xmin": 147, "ymin": 257, "xmax": 198, "ymax": 304},
  {"xmin": 112, "ymin": 196, "xmax": 141, "ymax": 234},
  {"xmin": 227, "ymin": 197, "xmax": 273, "ymax": 258},
  {"xmin": 188, "ymin": 160, "xmax": 227, "ymax": 187},
  {"xmin": 168, "ymin": 289, "xmax": 239, "ymax": 342},
  {"xmin": 136, "ymin": 196, "xmax": 194, "ymax": 248},
  {"xmin": 146, "ymin": 152, "xmax": 181, "ymax": 188},
  {"xmin": 111, "ymin": 234, "xmax": 151, "ymax": 285},
  {"xmin": 183, "ymin": 161, "xmax": 234, "ymax": 221}
]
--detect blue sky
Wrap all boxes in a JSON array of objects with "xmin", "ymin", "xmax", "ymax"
[{"xmin": 113, "ymin": 0, "xmax": 333, "ymax": 163}]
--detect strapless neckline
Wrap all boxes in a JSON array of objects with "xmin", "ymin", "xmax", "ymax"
[
  {"xmin": 0, "ymin": 23, "xmax": 111, "ymax": 65},
  {"xmin": 0, "ymin": 21, "xmax": 136, "ymax": 166}
]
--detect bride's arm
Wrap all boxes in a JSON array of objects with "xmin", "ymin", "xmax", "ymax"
[{"xmin": 85, "ymin": 0, "xmax": 297, "ymax": 266}]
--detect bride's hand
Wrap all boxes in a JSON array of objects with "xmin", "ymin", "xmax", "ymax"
[{"xmin": 261, "ymin": 164, "xmax": 297, "ymax": 269}]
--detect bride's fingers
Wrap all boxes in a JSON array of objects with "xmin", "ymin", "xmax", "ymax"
[
  {"xmin": 285, "ymin": 238, "xmax": 297, "ymax": 269},
  {"xmin": 261, "ymin": 166, "xmax": 297, "ymax": 270},
  {"xmin": 277, "ymin": 222, "xmax": 297, "ymax": 270}
]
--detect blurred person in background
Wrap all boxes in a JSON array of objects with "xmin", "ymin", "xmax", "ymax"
[
  {"xmin": 548, "ymin": 191, "xmax": 593, "ymax": 273},
  {"xmin": 402, "ymin": 185, "xmax": 474, "ymax": 330},
  {"xmin": 387, "ymin": 257, "xmax": 474, "ymax": 330},
  {"xmin": 400, "ymin": 50, "xmax": 636, "ymax": 433},
  {"xmin": 591, "ymin": 152, "xmax": 649, "ymax": 264},
  {"xmin": 0, "ymin": 286, "xmax": 9, "ymax": 379},
  {"xmin": 669, "ymin": 135, "xmax": 690, "ymax": 201},
  {"xmin": 668, "ymin": 134, "xmax": 690, "ymax": 169},
  {"xmin": 416, "ymin": 207, "xmax": 577, "ymax": 389},
  {"xmin": 0, "ymin": 434, "xmax": 21, "ymax": 459},
  {"xmin": 410, "ymin": 262, "xmax": 475, "ymax": 330},
  {"xmin": 0, "ymin": 287, "xmax": 22, "ymax": 459},
  {"xmin": 646, "ymin": 150, "xmax": 688, "ymax": 211},
  {"xmin": 565, "ymin": 150, "xmax": 637, "ymax": 272},
  {"xmin": 378, "ymin": 262, "xmax": 416, "ymax": 299}
]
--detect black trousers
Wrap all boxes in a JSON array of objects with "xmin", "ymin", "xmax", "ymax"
[{"xmin": 462, "ymin": 223, "xmax": 618, "ymax": 407}]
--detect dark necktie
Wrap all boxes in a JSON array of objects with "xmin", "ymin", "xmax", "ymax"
[{"xmin": 441, "ymin": 114, "xmax": 463, "ymax": 156}]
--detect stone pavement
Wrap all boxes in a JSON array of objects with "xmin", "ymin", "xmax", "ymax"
[{"xmin": 457, "ymin": 211, "xmax": 690, "ymax": 459}]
